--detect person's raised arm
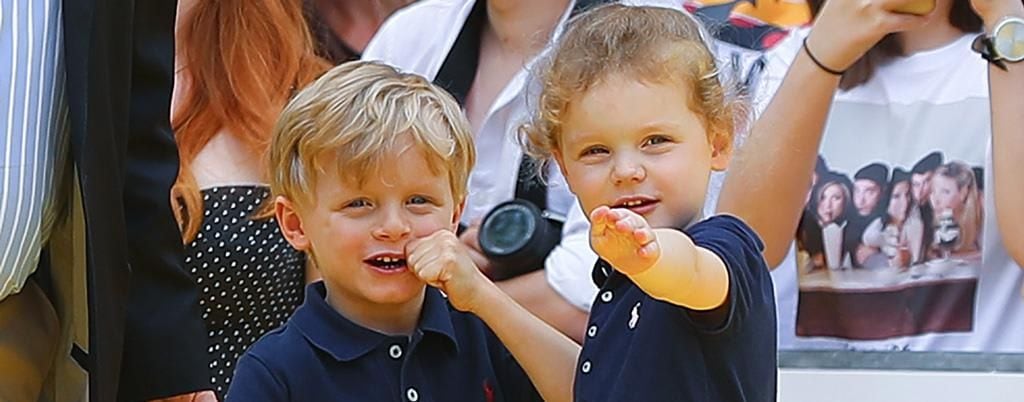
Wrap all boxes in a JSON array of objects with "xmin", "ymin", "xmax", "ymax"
[
  {"xmin": 972, "ymin": 0, "xmax": 1024, "ymax": 266},
  {"xmin": 589, "ymin": 207, "xmax": 729, "ymax": 309},
  {"xmin": 717, "ymin": 0, "xmax": 928, "ymax": 267}
]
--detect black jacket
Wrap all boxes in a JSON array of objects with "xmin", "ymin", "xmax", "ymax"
[{"xmin": 61, "ymin": 0, "xmax": 210, "ymax": 400}]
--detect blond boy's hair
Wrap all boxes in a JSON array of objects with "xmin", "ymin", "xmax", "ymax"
[{"xmin": 269, "ymin": 61, "xmax": 475, "ymax": 207}]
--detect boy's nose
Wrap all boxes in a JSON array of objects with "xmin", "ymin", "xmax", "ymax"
[{"xmin": 373, "ymin": 208, "xmax": 412, "ymax": 241}]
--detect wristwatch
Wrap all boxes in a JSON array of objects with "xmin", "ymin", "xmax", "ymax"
[{"xmin": 972, "ymin": 16, "xmax": 1024, "ymax": 70}]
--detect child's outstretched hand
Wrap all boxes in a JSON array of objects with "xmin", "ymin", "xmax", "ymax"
[
  {"xmin": 406, "ymin": 230, "xmax": 492, "ymax": 313},
  {"xmin": 590, "ymin": 206, "xmax": 661, "ymax": 275}
]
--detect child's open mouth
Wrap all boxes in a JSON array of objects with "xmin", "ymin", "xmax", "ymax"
[
  {"xmin": 365, "ymin": 254, "xmax": 408, "ymax": 272},
  {"xmin": 612, "ymin": 196, "xmax": 659, "ymax": 215}
]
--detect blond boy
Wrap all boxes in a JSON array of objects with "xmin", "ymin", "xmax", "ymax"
[{"xmin": 225, "ymin": 61, "xmax": 577, "ymax": 402}]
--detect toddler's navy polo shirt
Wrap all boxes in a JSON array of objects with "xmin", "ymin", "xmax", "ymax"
[
  {"xmin": 575, "ymin": 215, "xmax": 777, "ymax": 402},
  {"xmin": 226, "ymin": 282, "xmax": 542, "ymax": 402}
]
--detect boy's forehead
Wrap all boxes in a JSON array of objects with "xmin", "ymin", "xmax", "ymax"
[{"xmin": 317, "ymin": 145, "xmax": 448, "ymax": 186}]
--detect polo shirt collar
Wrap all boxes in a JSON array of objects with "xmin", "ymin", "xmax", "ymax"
[{"xmin": 292, "ymin": 282, "xmax": 459, "ymax": 362}]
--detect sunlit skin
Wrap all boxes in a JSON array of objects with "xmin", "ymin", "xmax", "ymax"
[{"xmin": 275, "ymin": 137, "xmax": 462, "ymax": 334}]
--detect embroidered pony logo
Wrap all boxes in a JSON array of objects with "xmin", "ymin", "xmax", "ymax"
[
  {"xmin": 629, "ymin": 302, "xmax": 641, "ymax": 329},
  {"xmin": 484, "ymin": 379, "xmax": 495, "ymax": 402}
]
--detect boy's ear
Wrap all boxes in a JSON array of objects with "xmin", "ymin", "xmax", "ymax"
[
  {"xmin": 710, "ymin": 133, "xmax": 733, "ymax": 172},
  {"xmin": 275, "ymin": 195, "xmax": 311, "ymax": 251},
  {"xmin": 451, "ymin": 198, "xmax": 467, "ymax": 230}
]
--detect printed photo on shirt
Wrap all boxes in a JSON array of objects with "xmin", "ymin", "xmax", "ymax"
[{"xmin": 794, "ymin": 151, "xmax": 984, "ymax": 340}]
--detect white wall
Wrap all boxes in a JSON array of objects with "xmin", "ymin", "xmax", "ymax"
[{"xmin": 780, "ymin": 369, "xmax": 1024, "ymax": 402}]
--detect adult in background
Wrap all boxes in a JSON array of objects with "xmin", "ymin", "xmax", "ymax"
[
  {"xmin": 304, "ymin": 0, "xmax": 417, "ymax": 63},
  {"xmin": 721, "ymin": 0, "xmax": 1024, "ymax": 351},
  {"xmin": 173, "ymin": 0, "xmax": 329, "ymax": 397},
  {"xmin": 0, "ymin": 0, "xmax": 216, "ymax": 400}
]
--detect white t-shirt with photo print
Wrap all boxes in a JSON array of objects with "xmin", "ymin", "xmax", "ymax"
[{"xmin": 756, "ymin": 28, "xmax": 1024, "ymax": 352}]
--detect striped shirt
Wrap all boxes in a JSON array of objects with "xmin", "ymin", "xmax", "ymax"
[{"xmin": 0, "ymin": 0, "xmax": 69, "ymax": 300}]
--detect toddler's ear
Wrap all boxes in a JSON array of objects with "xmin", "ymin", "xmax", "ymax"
[
  {"xmin": 710, "ymin": 133, "xmax": 733, "ymax": 172},
  {"xmin": 552, "ymin": 150, "xmax": 569, "ymax": 179},
  {"xmin": 275, "ymin": 196, "xmax": 311, "ymax": 251}
]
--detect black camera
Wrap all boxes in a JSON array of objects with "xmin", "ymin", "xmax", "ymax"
[{"xmin": 477, "ymin": 199, "xmax": 564, "ymax": 280}]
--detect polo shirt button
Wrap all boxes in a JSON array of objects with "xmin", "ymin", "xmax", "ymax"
[
  {"xmin": 581, "ymin": 360, "xmax": 592, "ymax": 374},
  {"xmin": 600, "ymin": 291, "xmax": 613, "ymax": 303},
  {"xmin": 406, "ymin": 387, "xmax": 419, "ymax": 401},
  {"xmin": 587, "ymin": 325, "xmax": 598, "ymax": 338},
  {"xmin": 389, "ymin": 344, "xmax": 403, "ymax": 359}
]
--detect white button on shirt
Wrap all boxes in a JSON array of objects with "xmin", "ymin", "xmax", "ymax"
[
  {"xmin": 388, "ymin": 344, "xmax": 403, "ymax": 359},
  {"xmin": 406, "ymin": 387, "xmax": 419, "ymax": 402}
]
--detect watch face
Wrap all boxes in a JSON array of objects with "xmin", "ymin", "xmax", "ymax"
[{"xmin": 994, "ymin": 18, "xmax": 1024, "ymax": 62}]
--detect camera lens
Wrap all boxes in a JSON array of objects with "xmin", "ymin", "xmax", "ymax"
[
  {"xmin": 477, "ymin": 199, "xmax": 563, "ymax": 280},
  {"xmin": 479, "ymin": 202, "xmax": 536, "ymax": 256}
]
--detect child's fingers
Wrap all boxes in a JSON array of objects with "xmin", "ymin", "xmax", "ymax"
[
  {"xmin": 637, "ymin": 238, "xmax": 660, "ymax": 260},
  {"xmin": 605, "ymin": 208, "xmax": 630, "ymax": 222},
  {"xmin": 407, "ymin": 233, "xmax": 445, "ymax": 267},
  {"xmin": 606, "ymin": 208, "xmax": 646, "ymax": 227},
  {"xmin": 413, "ymin": 258, "xmax": 445, "ymax": 285},
  {"xmin": 633, "ymin": 226, "xmax": 656, "ymax": 246},
  {"xmin": 406, "ymin": 229, "xmax": 443, "ymax": 256},
  {"xmin": 406, "ymin": 241, "xmax": 428, "ymax": 269},
  {"xmin": 590, "ymin": 206, "xmax": 609, "ymax": 225},
  {"xmin": 613, "ymin": 212, "xmax": 645, "ymax": 234},
  {"xmin": 408, "ymin": 236, "xmax": 445, "ymax": 273},
  {"xmin": 406, "ymin": 236, "xmax": 423, "ymax": 255},
  {"xmin": 614, "ymin": 216, "xmax": 635, "ymax": 233},
  {"xmin": 590, "ymin": 206, "xmax": 613, "ymax": 233}
]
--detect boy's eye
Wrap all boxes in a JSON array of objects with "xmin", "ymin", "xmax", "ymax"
[
  {"xmin": 346, "ymin": 199, "xmax": 371, "ymax": 208},
  {"xmin": 643, "ymin": 135, "xmax": 672, "ymax": 147},
  {"xmin": 408, "ymin": 195, "xmax": 430, "ymax": 205}
]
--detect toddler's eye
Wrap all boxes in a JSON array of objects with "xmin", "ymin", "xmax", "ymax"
[
  {"xmin": 580, "ymin": 146, "xmax": 608, "ymax": 157},
  {"xmin": 644, "ymin": 135, "xmax": 671, "ymax": 146}
]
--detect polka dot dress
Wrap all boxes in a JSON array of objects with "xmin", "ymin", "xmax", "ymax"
[{"xmin": 184, "ymin": 185, "xmax": 306, "ymax": 399}]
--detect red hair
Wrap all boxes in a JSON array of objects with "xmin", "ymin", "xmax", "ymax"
[{"xmin": 172, "ymin": 0, "xmax": 329, "ymax": 242}]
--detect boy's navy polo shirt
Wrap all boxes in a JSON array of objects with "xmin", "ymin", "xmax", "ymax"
[
  {"xmin": 225, "ymin": 282, "xmax": 543, "ymax": 402},
  {"xmin": 575, "ymin": 215, "xmax": 777, "ymax": 402}
]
